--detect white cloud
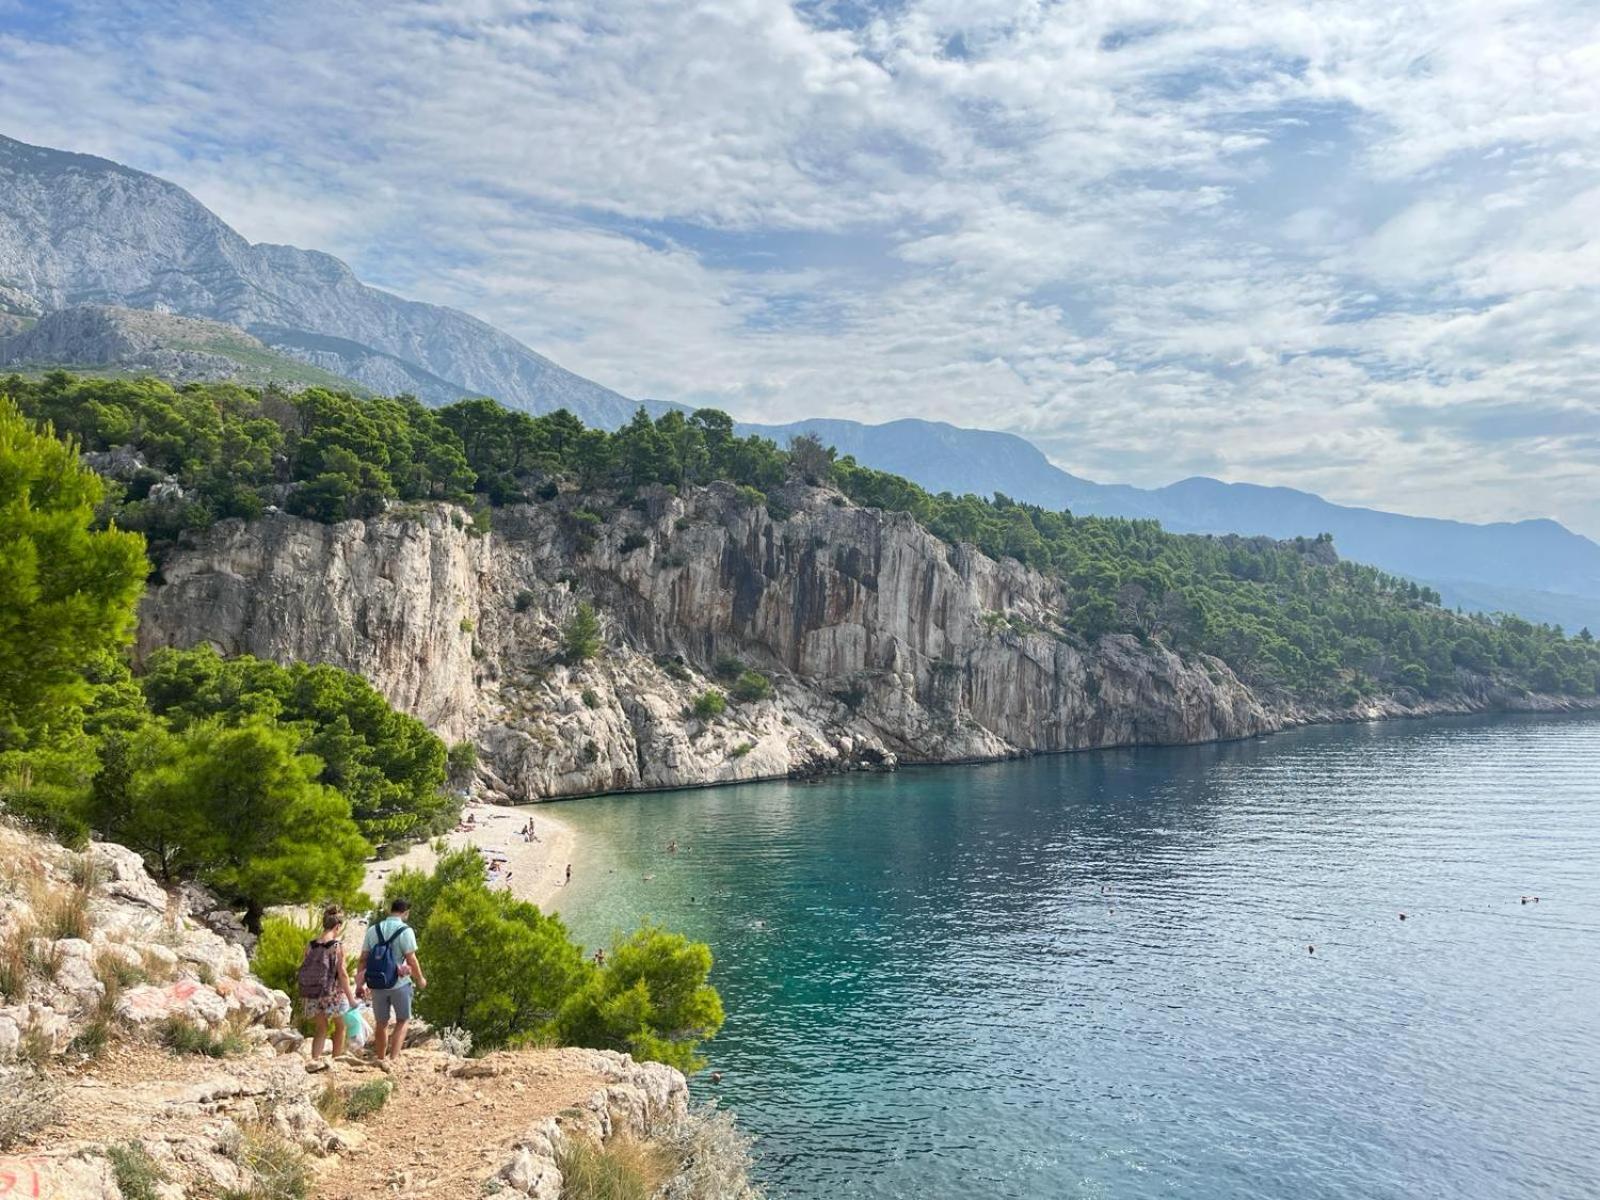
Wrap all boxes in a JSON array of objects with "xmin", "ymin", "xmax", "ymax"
[{"xmin": 1, "ymin": 0, "xmax": 1598, "ymax": 535}]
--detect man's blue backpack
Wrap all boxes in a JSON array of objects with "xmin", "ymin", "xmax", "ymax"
[{"xmin": 364, "ymin": 921, "xmax": 407, "ymax": 990}]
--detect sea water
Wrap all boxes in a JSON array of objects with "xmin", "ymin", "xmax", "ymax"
[{"xmin": 554, "ymin": 713, "xmax": 1600, "ymax": 1199}]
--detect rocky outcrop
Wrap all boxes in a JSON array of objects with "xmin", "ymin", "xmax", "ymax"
[
  {"xmin": 0, "ymin": 821, "xmax": 707, "ymax": 1200},
  {"xmin": 134, "ymin": 482, "xmax": 1336, "ymax": 802}
]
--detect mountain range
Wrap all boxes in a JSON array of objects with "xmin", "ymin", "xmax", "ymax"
[{"xmin": 1, "ymin": 131, "xmax": 1595, "ymax": 631}]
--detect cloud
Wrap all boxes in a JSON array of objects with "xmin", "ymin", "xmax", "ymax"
[{"xmin": 1, "ymin": 0, "xmax": 1598, "ymax": 536}]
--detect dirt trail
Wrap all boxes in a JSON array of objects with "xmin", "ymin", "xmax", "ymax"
[{"xmin": 312, "ymin": 1048, "xmax": 608, "ymax": 1200}]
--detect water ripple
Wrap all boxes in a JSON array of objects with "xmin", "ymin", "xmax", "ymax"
[{"xmin": 556, "ymin": 713, "xmax": 1600, "ymax": 1200}]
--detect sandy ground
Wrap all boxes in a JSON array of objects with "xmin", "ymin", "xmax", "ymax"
[
  {"xmin": 362, "ymin": 800, "xmax": 576, "ymax": 911},
  {"xmin": 313, "ymin": 1048, "xmax": 611, "ymax": 1200}
]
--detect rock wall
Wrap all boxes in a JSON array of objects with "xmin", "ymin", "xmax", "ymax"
[{"xmin": 137, "ymin": 483, "xmax": 1585, "ymax": 802}]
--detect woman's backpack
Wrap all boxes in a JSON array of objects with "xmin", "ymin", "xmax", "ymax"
[{"xmin": 296, "ymin": 939, "xmax": 339, "ymax": 999}]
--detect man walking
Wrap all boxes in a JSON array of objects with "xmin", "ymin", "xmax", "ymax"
[{"xmin": 355, "ymin": 897, "xmax": 427, "ymax": 1070}]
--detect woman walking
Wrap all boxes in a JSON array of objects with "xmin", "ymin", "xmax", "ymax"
[{"xmin": 297, "ymin": 906, "xmax": 357, "ymax": 1070}]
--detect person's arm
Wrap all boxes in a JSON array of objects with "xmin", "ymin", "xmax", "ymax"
[
  {"xmin": 337, "ymin": 951, "xmax": 356, "ymax": 1006},
  {"xmin": 354, "ymin": 947, "xmax": 370, "ymax": 997},
  {"xmin": 404, "ymin": 950, "xmax": 427, "ymax": 989}
]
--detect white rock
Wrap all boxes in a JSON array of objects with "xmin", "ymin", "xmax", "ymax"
[
  {"xmin": 117, "ymin": 979, "xmax": 231, "ymax": 1029},
  {"xmin": 90, "ymin": 841, "xmax": 169, "ymax": 912}
]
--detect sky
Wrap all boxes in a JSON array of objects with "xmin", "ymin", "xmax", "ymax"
[{"xmin": 2, "ymin": 0, "xmax": 1598, "ymax": 535}]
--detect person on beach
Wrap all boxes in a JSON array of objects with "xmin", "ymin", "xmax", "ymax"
[
  {"xmin": 565, "ymin": 863, "xmax": 572, "ymax": 886},
  {"xmin": 356, "ymin": 897, "xmax": 427, "ymax": 1070},
  {"xmin": 297, "ymin": 906, "xmax": 356, "ymax": 1070}
]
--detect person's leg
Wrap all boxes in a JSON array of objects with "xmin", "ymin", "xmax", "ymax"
[
  {"xmin": 386, "ymin": 985, "xmax": 414, "ymax": 1060},
  {"xmin": 331, "ymin": 1011, "xmax": 347, "ymax": 1058},
  {"xmin": 311, "ymin": 1012, "xmax": 329, "ymax": 1059},
  {"xmin": 371, "ymin": 989, "xmax": 392, "ymax": 1060}
]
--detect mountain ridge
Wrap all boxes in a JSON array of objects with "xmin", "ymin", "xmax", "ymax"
[{"xmin": 3, "ymin": 130, "xmax": 1595, "ymax": 630}]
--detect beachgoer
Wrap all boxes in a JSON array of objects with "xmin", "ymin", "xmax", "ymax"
[
  {"xmin": 356, "ymin": 898, "xmax": 427, "ymax": 1069},
  {"xmin": 565, "ymin": 863, "xmax": 572, "ymax": 886},
  {"xmin": 297, "ymin": 906, "xmax": 356, "ymax": 1070},
  {"xmin": 668, "ymin": 839, "xmax": 678, "ymax": 854},
  {"xmin": 593, "ymin": 948, "xmax": 606, "ymax": 966}
]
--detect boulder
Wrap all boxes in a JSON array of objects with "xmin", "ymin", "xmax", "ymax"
[
  {"xmin": 0, "ymin": 1153, "xmax": 120, "ymax": 1200},
  {"xmin": 117, "ymin": 979, "xmax": 231, "ymax": 1030},
  {"xmin": 49, "ymin": 939, "xmax": 104, "ymax": 1009},
  {"xmin": 90, "ymin": 841, "xmax": 169, "ymax": 913},
  {"xmin": 499, "ymin": 1145, "xmax": 563, "ymax": 1199}
]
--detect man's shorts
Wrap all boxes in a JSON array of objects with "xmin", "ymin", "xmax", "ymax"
[{"xmin": 371, "ymin": 983, "xmax": 413, "ymax": 1025}]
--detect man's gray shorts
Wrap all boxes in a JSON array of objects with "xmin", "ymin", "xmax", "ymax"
[{"xmin": 371, "ymin": 984, "xmax": 413, "ymax": 1025}]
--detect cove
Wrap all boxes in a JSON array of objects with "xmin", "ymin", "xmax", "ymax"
[{"xmin": 551, "ymin": 712, "xmax": 1600, "ymax": 1199}]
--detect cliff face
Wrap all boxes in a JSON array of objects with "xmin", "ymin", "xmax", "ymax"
[{"xmin": 137, "ymin": 484, "xmax": 1572, "ymax": 803}]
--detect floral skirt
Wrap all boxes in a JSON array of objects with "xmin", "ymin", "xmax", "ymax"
[{"xmin": 301, "ymin": 994, "xmax": 347, "ymax": 1019}]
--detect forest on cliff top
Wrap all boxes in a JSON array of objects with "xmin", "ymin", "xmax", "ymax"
[{"xmin": 7, "ymin": 370, "xmax": 1599, "ymax": 703}]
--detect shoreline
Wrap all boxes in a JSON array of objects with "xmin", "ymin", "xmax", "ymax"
[
  {"xmin": 515, "ymin": 693, "xmax": 1600, "ymax": 806},
  {"xmin": 361, "ymin": 798, "xmax": 578, "ymax": 910}
]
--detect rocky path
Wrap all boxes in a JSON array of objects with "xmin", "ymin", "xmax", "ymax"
[{"xmin": 312, "ymin": 1049, "xmax": 608, "ymax": 1200}]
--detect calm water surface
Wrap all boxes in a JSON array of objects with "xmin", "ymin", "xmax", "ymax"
[{"xmin": 552, "ymin": 714, "xmax": 1600, "ymax": 1199}]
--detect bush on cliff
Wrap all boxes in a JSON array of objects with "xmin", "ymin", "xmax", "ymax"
[
  {"xmin": 381, "ymin": 853, "xmax": 723, "ymax": 1066},
  {"xmin": 554, "ymin": 925, "xmax": 726, "ymax": 1074},
  {"xmin": 562, "ymin": 603, "xmax": 603, "ymax": 663}
]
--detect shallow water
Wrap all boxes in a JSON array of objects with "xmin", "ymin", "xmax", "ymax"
[{"xmin": 553, "ymin": 713, "xmax": 1600, "ymax": 1199}]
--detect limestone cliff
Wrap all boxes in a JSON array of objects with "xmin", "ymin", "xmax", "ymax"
[{"xmin": 136, "ymin": 483, "xmax": 1580, "ymax": 803}]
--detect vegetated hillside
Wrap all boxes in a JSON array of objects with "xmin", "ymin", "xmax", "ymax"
[
  {"xmin": 0, "ymin": 132, "xmax": 667, "ymax": 426},
  {"xmin": 743, "ymin": 416, "xmax": 1600, "ymax": 631},
  {"xmin": 0, "ymin": 305, "xmax": 370, "ymax": 392},
  {"xmin": 14, "ymin": 372, "xmax": 1599, "ymax": 710}
]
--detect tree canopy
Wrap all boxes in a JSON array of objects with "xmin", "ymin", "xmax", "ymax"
[
  {"xmin": 6, "ymin": 371, "xmax": 1598, "ymax": 704},
  {"xmin": 0, "ymin": 397, "xmax": 148, "ymax": 839}
]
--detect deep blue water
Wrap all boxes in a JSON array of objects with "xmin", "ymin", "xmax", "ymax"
[{"xmin": 552, "ymin": 714, "xmax": 1600, "ymax": 1199}]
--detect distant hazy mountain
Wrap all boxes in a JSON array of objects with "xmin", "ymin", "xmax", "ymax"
[
  {"xmin": 0, "ymin": 134, "xmax": 661, "ymax": 426},
  {"xmin": 4, "ymin": 132, "xmax": 1594, "ymax": 631},
  {"xmin": 0, "ymin": 305, "xmax": 373, "ymax": 393},
  {"xmin": 743, "ymin": 417, "xmax": 1600, "ymax": 631}
]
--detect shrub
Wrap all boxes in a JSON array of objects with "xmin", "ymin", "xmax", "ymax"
[
  {"xmin": 318, "ymin": 1080, "xmax": 393, "ymax": 1122},
  {"xmin": 712, "ymin": 654, "xmax": 745, "ymax": 681},
  {"xmin": 728, "ymin": 743, "xmax": 755, "ymax": 760},
  {"xmin": 730, "ymin": 671, "xmax": 773, "ymax": 703},
  {"xmin": 343, "ymin": 1079, "xmax": 393, "ymax": 1119},
  {"xmin": 514, "ymin": 589, "xmax": 536, "ymax": 613},
  {"xmin": 447, "ymin": 740, "xmax": 479, "ymax": 784},
  {"xmin": 0, "ymin": 1065, "xmax": 60, "ymax": 1150},
  {"xmin": 415, "ymin": 882, "xmax": 589, "ymax": 1050},
  {"xmin": 656, "ymin": 1103, "xmax": 767, "ymax": 1200},
  {"xmin": 555, "ymin": 1138, "xmax": 673, "ymax": 1200},
  {"xmin": 581, "ymin": 688, "xmax": 601, "ymax": 710},
  {"xmin": 554, "ymin": 925, "xmax": 725, "ymax": 1074},
  {"xmin": 108, "ymin": 1142, "xmax": 168, "ymax": 1200},
  {"xmin": 619, "ymin": 531, "xmax": 649, "ymax": 555},
  {"xmin": 562, "ymin": 604, "xmax": 603, "ymax": 663},
  {"xmin": 160, "ymin": 1015, "xmax": 246, "ymax": 1058},
  {"xmin": 250, "ymin": 915, "xmax": 321, "ymax": 998},
  {"xmin": 223, "ymin": 1125, "xmax": 309, "ymax": 1200},
  {"xmin": 68, "ymin": 1014, "xmax": 114, "ymax": 1061},
  {"xmin": 691, "ymin": 691, "xmax": 726, "ymax": 720},
  {"xmin": 459, "ymin": 617, "xmax": 476, "ymax": 634}
]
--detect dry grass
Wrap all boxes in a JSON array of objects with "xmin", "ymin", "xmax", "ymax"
[
  {"xmin": 221, "ymin": 1124, "xmax": 310, "ymax": 1200},
  {"xmin": 0, "ymin": 1065, "xmax": 61, "ymax": 1150},
  {"xmin": 0, "ymin": 917, "xmax": 32, "ymax": 1002},
  {"xmin": 555, "ymin": 1138, "xmax": 675, "ymax": 1200}
]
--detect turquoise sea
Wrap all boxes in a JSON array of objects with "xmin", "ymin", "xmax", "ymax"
[{"xmin": 552, "ymin": 713, "xmax": 1600, "ymax": 1199}]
